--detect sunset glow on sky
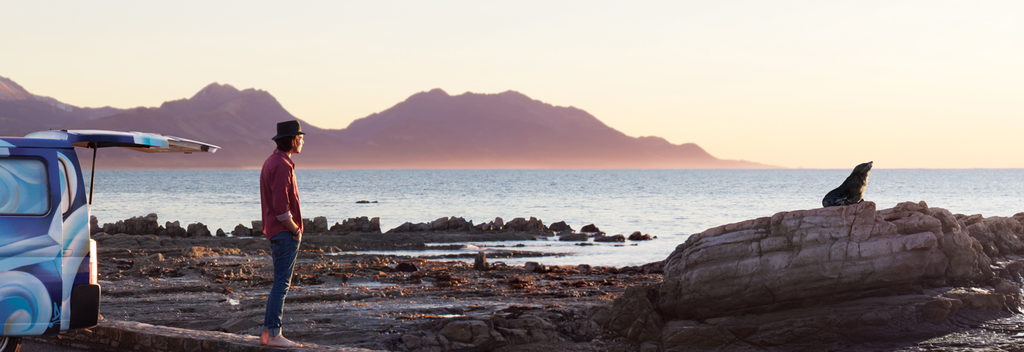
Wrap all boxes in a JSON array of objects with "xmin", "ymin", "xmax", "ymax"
[{"xmin": 3, "ymin": 1, "xmax": 1021, "ymax": 169}]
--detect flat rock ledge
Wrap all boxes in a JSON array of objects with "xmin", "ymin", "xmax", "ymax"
[
  {"xmin": 600, "ymin": 201, "xmax": 1024, "ymax": 351},
  {"xmin": 33, "ymin": 319, "xmax": 381, "ymax": 352}
]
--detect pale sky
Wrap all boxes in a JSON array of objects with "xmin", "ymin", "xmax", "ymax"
[{"xmin": 3, "ymin": 1, "xmax": 1022, "ymax": 168}]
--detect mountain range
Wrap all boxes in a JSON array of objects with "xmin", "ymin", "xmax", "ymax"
[{"xmin": 0, "ymin": 75, "xmax": 771, "ymax": 169}]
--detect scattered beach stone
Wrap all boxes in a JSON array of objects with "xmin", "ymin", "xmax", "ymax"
[
  {"xmin": 524, "ymin": 261, "xmax": 546, "ymax": 273},
  {"xmin": 395, "ymin": 262, "xmax": 418, "ymax": 272},
  {"xmin": 431, "ymin": 271, "xmax": 467, "ymax": 288},
  {"xmin": 215, "ymin": 228, "xmax": 226, "ymax": 237},
  {"xmin": 507, "ymin": 277, "xmax": 535, "ymax": 290},
  {"xmin": 474, "ymin": 252, "xmax": 489, "ymax": 271},
  {"xmin": 580, "ymin": 224, "xmax": 600, "ymax": 233},
  {"xmin": 182, "ymin": 246, "xmax": 215, "ymax": 258},
  {"xmin": 135, "ymin": 253, "xmax": 164, "ymax": 264}
]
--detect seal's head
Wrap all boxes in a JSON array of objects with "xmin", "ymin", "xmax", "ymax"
[
  {"xmin": 852, "ymin": 161, "xmax": 872, "ymax": 182},
  {"xmin": 854, "ymin": 161, "xmax": 873, "ymax": 174}
]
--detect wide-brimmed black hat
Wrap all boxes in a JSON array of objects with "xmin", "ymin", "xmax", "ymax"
[{"xmin": 272, "ymin": 120, "xmax": 306, "ymax": 140}]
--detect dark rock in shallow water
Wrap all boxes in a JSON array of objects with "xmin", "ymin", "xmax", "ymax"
[
  {"xmin": 559, "ymin": 233, "xmax": 589, "ymax": 242},
  {"xmin": 628, "ymin": 231, "xmax": 653, "ymax": 241},
  {"xmin": 447, "ymin": 216, "xmax": 471, "ymax": 231},
  {"xmin": 594, "ymin": 234, "xmax": 625, "ymax": 243},
  {"xmin": 311, "ymin": 216, "xmax": 329, "ymax": 233},
  {"xmin": 331, "ymin": 216, "xmax": 382, "ymax": 234},
  {"xmin": 603, "ymin": 201, "xmax": 1024, "ymax": 350},
  {"xmin": 505, "ymin": 217, "xmax": 528, "ymax": 231},
  {"xmin": 503, "ymin": 217, "xmax": 547, "ymax": 233},
  {"xmin": 185, "ymin": 222, "xmax": 211, "ymax": 237},
  {"xmin": 90, "ymin": 215, "xmax": 101, "ymax": 235},
  {"xmin": 430, "ymin": 217, "xmax": 449, "ymax": 231},
  {"xmin": 387, "ymin": 221, "xmax": 413, "ymax": 234},
  {"xmin": 232, "ymin": 224, "xmax": 252, "ymax": 237},
  {"xmin": 164, "ymin": 220, "xmax": 186, "ymax": 237},
  {"xmin": 102, "ymin": 213, "xmax": 161, "ymax": 235},
  {"xmin": 215, "ymin": 228, "xmax": 226, "ymax": 237},
  {"xmin": 549, "ymin": 221, "xmax": 573, "ymax": 233},
  {"xmin": 580, "ymin": 224, "xmax": 600, "ymax": 233}
]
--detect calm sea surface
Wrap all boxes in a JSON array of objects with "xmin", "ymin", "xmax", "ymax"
[{"xmin": 85, "ymin": 169, "xmax": 1024, "ymax": 267}]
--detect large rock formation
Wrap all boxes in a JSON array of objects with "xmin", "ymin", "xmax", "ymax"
[{"xmin": 602, "ymin": 201, "xmax": 1024, "ymax": 350}]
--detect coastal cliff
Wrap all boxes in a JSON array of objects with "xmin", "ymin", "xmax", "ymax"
[{"xmin": 603, "ymin": 201, "xmax": 1024, "ymax": 351}]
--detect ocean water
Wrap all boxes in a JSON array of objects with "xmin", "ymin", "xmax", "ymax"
[{"xmin": 85, "ymin": 169, "xmax": 1024, "ymax": 267}]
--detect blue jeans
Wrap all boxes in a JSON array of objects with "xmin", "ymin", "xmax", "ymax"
[{"xmin": 264, "ymin": 231, "xmax": 300, "ymax": 336}]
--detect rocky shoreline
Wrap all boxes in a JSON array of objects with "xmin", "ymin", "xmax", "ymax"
[
  {"xmin": 91, "ymin": 214, "xmax": 660, "ymax": 351},
  {"xmin": 92, "ymin": 202, "xmax": 1024, "ymax": 351}
]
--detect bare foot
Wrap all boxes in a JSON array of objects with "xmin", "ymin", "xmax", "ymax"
[
  {"xmin": 260, "ymin": 330, "xmax": 269, "ymax": 345},
  {"xmin": 266, "ymin": 335, "xmax": 303, "ymax": 348}
]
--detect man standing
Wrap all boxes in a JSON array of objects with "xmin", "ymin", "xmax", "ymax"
[{"xmin": 259, "ymin": 120, "xmax": 305, "ymax": 348}]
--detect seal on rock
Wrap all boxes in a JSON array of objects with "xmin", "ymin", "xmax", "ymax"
[{"xmin": 822, "ymin": 161, "xmax": 872, "ymax": 207}]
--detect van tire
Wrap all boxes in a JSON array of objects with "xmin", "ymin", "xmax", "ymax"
[{"xmin": 0, "ymin": 336, "xmax": 21, "ymax": 352}]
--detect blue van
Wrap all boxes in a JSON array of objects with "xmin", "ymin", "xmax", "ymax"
[{"xmin": 0, "ymin": 130, "xmax": 218, "ymax": 351}]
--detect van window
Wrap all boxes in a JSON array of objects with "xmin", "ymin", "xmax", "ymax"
[
  {"xmin": 0, "ymin": 158, "xmax": 50, "ymax": 215},
  {"xmin": 58, "ymin": 158, "xmax": 71, "ymax": 215}
]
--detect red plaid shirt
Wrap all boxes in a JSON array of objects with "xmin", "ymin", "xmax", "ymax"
[{"xmin": 260, "ymin": 149, "xmax": 302, "ymax": 239}]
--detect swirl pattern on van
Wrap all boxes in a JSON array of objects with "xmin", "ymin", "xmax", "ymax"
[{"xmin": 0, "ymin": 271, "xmax": 53, "ymax": 335}]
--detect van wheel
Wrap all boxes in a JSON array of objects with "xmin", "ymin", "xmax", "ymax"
[{"xmin": 0, "ymin": 336, "xmax": 20, "ymax": 352}]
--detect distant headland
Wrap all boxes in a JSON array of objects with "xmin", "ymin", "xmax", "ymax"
[{"xmin": 1, "ymin": 75, "xmax": 774, "ymax": 169}]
